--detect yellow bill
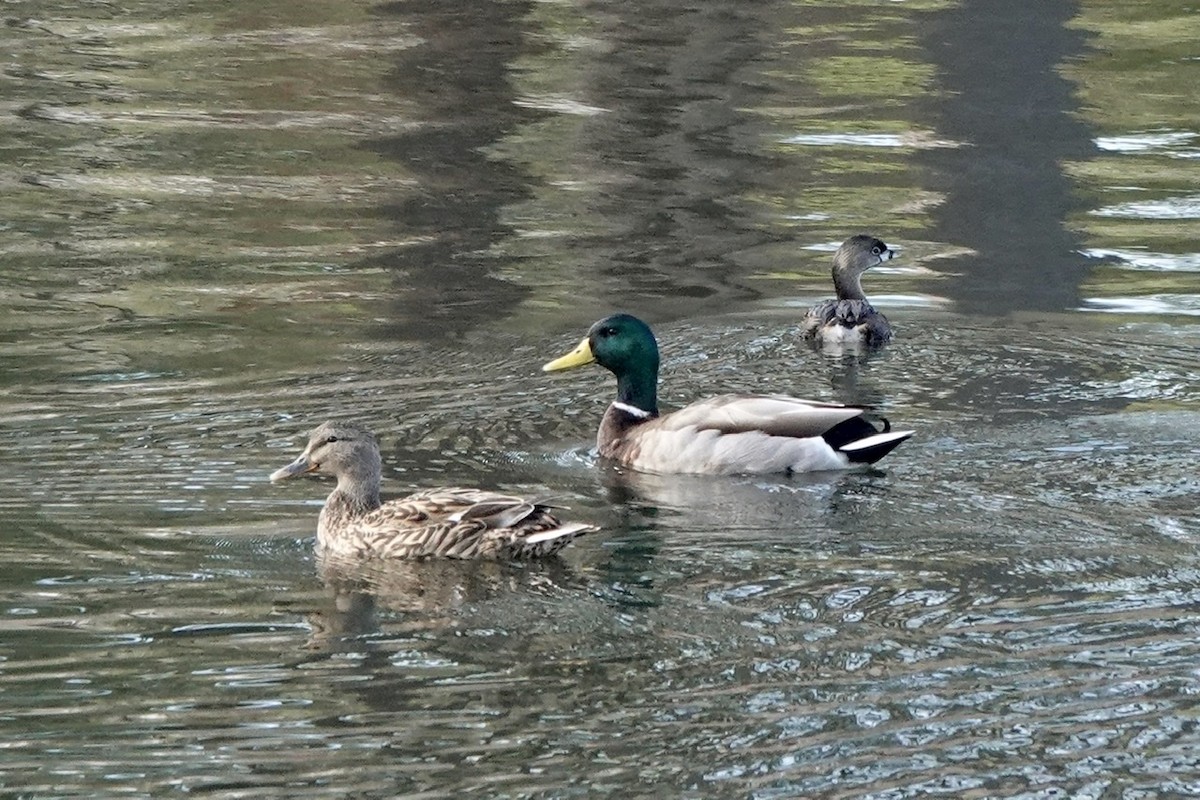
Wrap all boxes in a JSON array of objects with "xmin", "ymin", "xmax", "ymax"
[{"xmin": 542, "ymin": 336, "xmax": 595, "ymax": 372}]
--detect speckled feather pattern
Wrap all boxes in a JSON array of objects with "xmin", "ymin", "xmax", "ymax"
[
  {"xmin": 272, "ymin": 422, "xmax": 594, "ymax": 560},
  {"xmin": 317, "ymin": 487, "xmax": 590, "ymax": 560}
]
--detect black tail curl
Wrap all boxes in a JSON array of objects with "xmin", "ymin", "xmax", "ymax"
[
  {"xmin": 820, "ymin": 416, "xmax": 884, "ymax": 451},
  {"xmin": 821, "ymin": 415, "xmax": 911, "ymax": 465}
]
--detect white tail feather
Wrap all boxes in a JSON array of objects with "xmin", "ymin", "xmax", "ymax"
[
  {"xmin": 524, "ymin": 523, "xmax": 595, "ymax": 544},
  {"xmin": 839, "ymin": 430, "xmax": 915, "ymax": 452}
]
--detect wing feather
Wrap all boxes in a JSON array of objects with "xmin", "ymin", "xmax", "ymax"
[
  {"xmin": 318, "ymin": 486, "xmax": 594, "ymax": 560},
  {"xmin": 659, "ymin": 394, "xmax": 865, "ymax": 438}
]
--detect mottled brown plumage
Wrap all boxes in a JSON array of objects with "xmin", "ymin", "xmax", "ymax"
[{"xmin": 270, "ymin": 422, "xmax": 594, "ymax": 560}]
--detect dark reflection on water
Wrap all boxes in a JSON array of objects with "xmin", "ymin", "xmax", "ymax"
[
  {"xmin": 366, "ymin": 0, "xmax": 544, "ymax": 339},
  {"xmin": 2, "ymin": 0, "xmax": 1200, "ymax": 797},
  {"xmin": 361, "ymin": 0, "xmax": 791, "ymax": 329},
  {"xmin": 557, "ymin": 1, "xmax": 779, "ymax": 315},
  {"xmin": 915, "ymin": 0, "xmax": 1098, "ymax": 315}
]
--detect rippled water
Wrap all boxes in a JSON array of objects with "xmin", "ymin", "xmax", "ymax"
[{"xmin": 3, "ymin": 0, "xmax": 1200, "ymax": 797}]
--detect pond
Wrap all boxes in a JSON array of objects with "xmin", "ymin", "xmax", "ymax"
[{"xmin": 2, "ymin": 0, "xmax": 1199, "ymax": 796}]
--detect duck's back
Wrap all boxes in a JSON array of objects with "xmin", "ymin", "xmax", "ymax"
[
  {"xmin": 600, "ymin": 394, "xmax": 877, "ymax": 475},
  {"xmin": 801, "ymin": 299, "xmax": 892, "ymax": 346},
  {"xmin": 318, "ymin": 487, "xmax": 590, "ymax": 559}
]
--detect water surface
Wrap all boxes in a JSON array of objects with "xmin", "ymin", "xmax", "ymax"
[{"xmin": 2, "ymin": 0, "xmax": 1199, "ymax": 797}]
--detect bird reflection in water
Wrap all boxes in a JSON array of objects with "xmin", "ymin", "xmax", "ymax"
[{"xmin": 298, "ymin": 553, "xmax": 585, "ymax": 651}]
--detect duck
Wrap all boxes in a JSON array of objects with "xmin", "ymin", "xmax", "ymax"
[
  {"xmin": 542, "ymin": 314, "xmax": 913, "ymax": 475},
  {"xmin": 269, "ymin": 421, "xmax": 595, "ymax": 559},
  {"xmin": 800, "ymin": 234, "xmax": 895, "ymax": 346}
]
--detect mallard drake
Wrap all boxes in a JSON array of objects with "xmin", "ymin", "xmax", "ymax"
[
  {"xmin": 270, "ymin": 422, "xmax": 595, "ymax": 559},
  {"xmin": 800, "ymin": 234, "xmax": 895, "ymax": 346},
  {"xmin": 543, "ymin": 314, "xmax": 913, "ymax": 475}
]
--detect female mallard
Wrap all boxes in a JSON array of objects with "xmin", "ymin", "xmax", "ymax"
[
  {"xmin": 543, "ymin": 314, "xmax": 913, "ymax": 475},
  {"xmin": 270, "ymin": 422, "xmax": 594, "ymax": 559},
  {"xmin": 801, "ymin": 234, "xmax": 895, "ymax": 346}
]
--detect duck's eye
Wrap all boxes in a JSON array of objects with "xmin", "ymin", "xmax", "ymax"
[
  {"xmin": 871, "ymin": 246, "xmax": 882, "ymax": 255},
  {"xmin": 599, "ymin": 327, "xmax": 616, "ymax": 337},
  {"xmin": 324, "ymin": 436, "xmax": 339, "ymax": 444}
]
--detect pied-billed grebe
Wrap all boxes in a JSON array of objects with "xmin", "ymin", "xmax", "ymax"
[{"xmin": 801, "ymin": 234, "xmax": 895, "ymax": 347}]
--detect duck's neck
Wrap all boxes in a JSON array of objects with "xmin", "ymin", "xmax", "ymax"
[
  {"xmin": 615, "ymin": 365, "xmax": 659, "ymax": 418},
  {"xmin": 341, "ymin": 470, "xmax": 382, "ymax": 513},
  {"xmin": 326, "ymin": 472, "xmax": 382, "ymax": 519},
  {"xmin": 833, "ymin": 268, "xmax": 867, "ymax": 301},
  {"xmin": 315, "ymin": 467, "xmax": 382, "ymax": 550}
]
